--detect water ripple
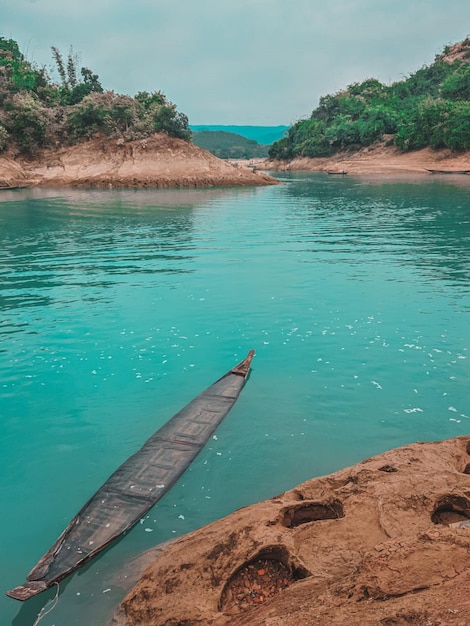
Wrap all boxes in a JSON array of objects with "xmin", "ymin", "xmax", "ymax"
[{"xmin": 1, "ymin": 177, "xmax": 469, "ymax": 626}]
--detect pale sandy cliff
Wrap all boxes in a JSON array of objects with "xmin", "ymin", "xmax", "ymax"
[{"xmin": 0, "ymin": 133, "xmax": 278, "ymax": 189}]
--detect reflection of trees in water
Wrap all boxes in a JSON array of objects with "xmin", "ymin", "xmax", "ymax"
[
  {"xmin": 0, "ymin": 190, "xmax": 207, "ymax": 315},
  {"xmin": 282, "ymin": 174, "xmax": 470, "ymax": 288},
  {"xmin": 0, "ymin": 186, "xmax": 259, "ymax": 318}
]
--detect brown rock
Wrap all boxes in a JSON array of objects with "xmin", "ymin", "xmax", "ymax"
[
  {"xmin": 110, "ymin": 436, "xmax": 470, "ymax": 625},
  {"xmin": 0, "ymin": 133, "xmax": 279, "ymax": 189}
]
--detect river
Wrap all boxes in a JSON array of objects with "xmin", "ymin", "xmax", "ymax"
[{"xmin": 1, "ymin": 173, "xmax": 469, "ymax": 625}]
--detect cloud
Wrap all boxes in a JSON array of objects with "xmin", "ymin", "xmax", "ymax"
[{"xmin": 2, "ymin": 0, "xmax": 470, "ymax": 123}]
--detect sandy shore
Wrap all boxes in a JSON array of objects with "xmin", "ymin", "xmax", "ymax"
[
  {"xmin": 3, "ymin": 141, "xmax": 469, "ymax": 190},
  {"xmin": 258, "ymin": 144, "xmax": 470, "ymax": 176}
]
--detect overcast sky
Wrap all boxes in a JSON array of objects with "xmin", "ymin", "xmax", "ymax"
[{"xmin": 2, "ymin": 0, "xmax": 470, "ymax": 125}]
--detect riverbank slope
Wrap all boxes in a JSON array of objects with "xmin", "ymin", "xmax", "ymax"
[
  {"xmin": 111, "ymin": 436, "xmax": 470, "ymax": 626},
  {"xmin": 0, "ymin": 134, "xmax": 278, "ymax": 189},
  {"xmin": 262, "ymin": 144, "xmax": 470, "ymax": 175}
]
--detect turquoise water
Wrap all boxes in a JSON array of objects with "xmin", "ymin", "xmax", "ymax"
[
  {"xmin": 189, "ymin": 124, "xmax": 289, "ymax": 144},
  {"xmin": 1, "ymin": 174, "xmax": 469, "ymax": 625}
]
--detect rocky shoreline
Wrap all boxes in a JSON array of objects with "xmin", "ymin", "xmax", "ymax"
[
  {"xmin": 261, "ymin": 144, "xmax": 470, "ymax": 176},
  {"xmin": 109, "ymin": 436, "xmax": 470, "ymax": 626},
  {"xmin": 0, "ymin": 133, "xmax": 278, "ymax": 189},
  {"xmin": 3, "ymin": 139, "xmax": 470, "ymax": 191}
]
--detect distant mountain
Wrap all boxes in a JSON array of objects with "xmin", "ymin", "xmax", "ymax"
[
  {"xmin": 192, "ymin": 130, "xmax": 269, "ymax": 159},
  {"xmin": 190, "ymin": 125, "xmax": 288, "ymax": 145}
]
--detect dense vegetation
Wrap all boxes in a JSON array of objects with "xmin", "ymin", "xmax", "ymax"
[
  {"xmin": 192, "ymin": 130, "xmax": 268, "ymax": 159},
  {"xmin": 0, "ymin": 38, "xmax": 190, "ymax": 156},
  {"xmin": 269, "ymin": 39, "xmax": 470, "ymax": 160}
]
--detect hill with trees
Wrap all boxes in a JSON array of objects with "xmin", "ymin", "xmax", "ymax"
[
  {"xmin": 192, "ymin": 130, "xmax": 269, "ymax": 159},
  {"xmin": 0, "ymin": 37, "xmax": 190, "ymax": 157},
  {"xmin": 269, "ymin": 38, "xmax": 470, "ymax": 161},
  {"xmin": 190, "ymin": 125, "xmax": 288, "ymax": 145}
]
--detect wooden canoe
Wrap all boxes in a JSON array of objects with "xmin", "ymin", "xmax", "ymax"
[
  {"xmin": 426, "ymin": 168, "xmax": 470, "ymax": 174},
  {"xmin": 0, "ymin": 184, "xmax": 29, "ymax": 190},
  {"xmin": 7, "ymin": 350, "xmax": 255, "ymax": 601}
]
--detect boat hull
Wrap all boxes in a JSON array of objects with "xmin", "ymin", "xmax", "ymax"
[
  {"xmin": 426, "ymin": 169, "xmax": 470, "ymax": 174},
  {"xmin": 7, "ymin": 350, "xmax": 255, "ymax": 601}
]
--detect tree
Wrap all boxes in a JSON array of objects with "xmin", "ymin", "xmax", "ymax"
[
  {"xmin": 153, "ymin": 104, "xmax": 190, "ymax": 140},
  {"xmin": 0, "ymin": 37, "xmax": 46, "ymax": 95},
  {"xmin": 269, "ymin": 42, "xmax": 470, "ymax": 159},
  {"xmin": 135, "ymin": 91, "xmax": 190, "ymax": 140},
  {"xmin": 0, "ymin": 37, "xmax": 192, "ymax": 153},
  {"xmin": 268, "ymin": 136, "xmax": 292, "ymax": 160},
  {"xmin": 66, "ymin": 47, "xmax": 78, "ymax": 88},
  {"xmin": 135, "ymin": 90, "xmax": 166, "ymax": 110},
  {"xmin": 51, "ymin": 46, "xmax": 67, "ymax": 86},
  {"xmin": 2, "ymin": 93, "xmax": 51, "ymax": 155},
  {"xmin": 446, "ymin": 102, "xmax": 470, "ymax": 150},
  {"xmin": 441, "ymin": 64, "xmax": 470, "ymax": 100},
  {"xmin": 51, "ymin": 46, "xmax": 103, "ymax": 105}
]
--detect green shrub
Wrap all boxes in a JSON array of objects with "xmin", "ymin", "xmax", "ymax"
[
  {"xmin": 270, "ymin": 44, "xmax": 470, "ymax": 159},
  {"xmin": 441, "ymin": 101, "xmax": 470, "ymax": 150},
  {"xmin": 268, "ymin": 136, "xmax": 292, "ymax": 160},
  {"xmin": 66, "ymin": 92, "xmax": 142, "ymax": 140},
  {"xmin": 2, "ymin": 93, "xmax": 51, "ymax": 155},
  {"xmin": 441, "ymin": 64, "xmax": 470, "ymax": 100},
  {"xmin": 0, "ymin": 38, "xmax": 192, "ymax": 152}
]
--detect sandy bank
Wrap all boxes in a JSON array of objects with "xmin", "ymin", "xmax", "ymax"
[
  {"xmin": 0, "ymin": 134, "xmax": 278, "ymax": 189},
  {"xmin": 110, "ymin": 436, "xmax": 470, "ymax": 626},
  {"xmin": 262, "ymin": 144, "xmax": 470, "ymax": 176}
]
